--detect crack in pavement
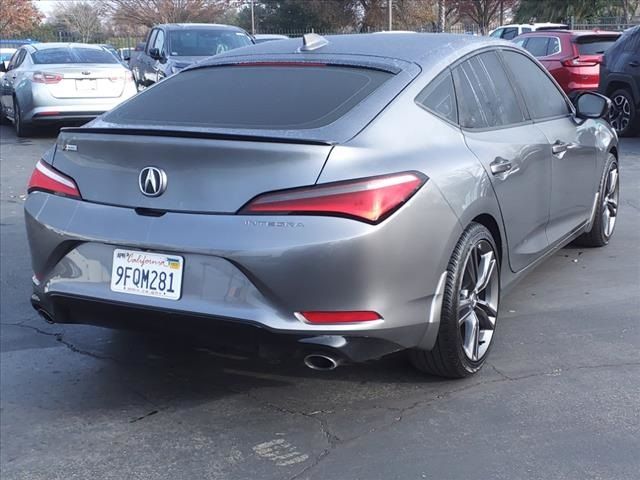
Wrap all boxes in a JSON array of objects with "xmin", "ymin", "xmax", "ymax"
[
  {"xmin": 9, "ymin": 320, "xmax": 640, "ymax": 477},
  {"xmin": 255, "ymin": 360, "xmax": 640, "ymax": 479},
  {"xmin": 5, "ymin": 322, "xmax": 116, "ymax": 362}
]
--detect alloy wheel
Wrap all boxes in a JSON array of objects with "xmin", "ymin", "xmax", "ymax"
[
  {"xmin": 602, "ymin": 162, "xmax": 619, "ymax": 239},
  {"xmin": 458, "ymin": 240, "xmax": 499, "ymax": 362},
  {"xmin": 610, "ymin": 94, "xmax": 631, "ymax": 133}
]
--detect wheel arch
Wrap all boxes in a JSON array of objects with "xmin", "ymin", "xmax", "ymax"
[
  {"xmin": 471, "ymin": 213, "xmax": 503, "ymax": 269},
  {"xmin": 605, "ymin": 75, "xmax": 639, "ymax": 104}
]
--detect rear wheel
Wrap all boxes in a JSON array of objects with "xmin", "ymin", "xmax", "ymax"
[
  {"xmin": 609, "ymin": 88, "xmax": 638, "ymax": 137},
  {"xmin": 575, "ymin": 154, "xmax": 619, "ymax": 247},
  {"xmin": 0, "ymin": 105, "xmax": 8, "ymax": 125},
  {"xmin": 410, "ymin": 223, "xmax": 500, "ymax": 378},
  {"xmin": 13, "ymin": 98, "xmax": 32, "ymax": 137}
]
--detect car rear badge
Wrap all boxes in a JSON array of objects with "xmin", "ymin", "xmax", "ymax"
[{"xmin": 139, "ymin": 167, "xmax": 167, "ymax": 197}]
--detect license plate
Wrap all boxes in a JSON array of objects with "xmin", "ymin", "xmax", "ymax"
[
  {"xmin": 76, "ymin": 79, "xmax": 97, "ymax": 91},
  {"xmin": 110, "ymin": 249, "xmax": 183, "ymax": 300}
]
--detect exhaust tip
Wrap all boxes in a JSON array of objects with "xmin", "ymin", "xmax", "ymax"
[{"xmin": 304, "ymin": 354, "xmax": 340, "ymax": 371}]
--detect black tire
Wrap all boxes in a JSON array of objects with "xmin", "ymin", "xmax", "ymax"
[
  {"xmin": 0, "ymin": 103, "xmax": 9, "ymax": 125},
  {"xmin": 13, "ymin": 98, "xmax": 32, "ymax": 137},
  {"xmin": 574, "ymin": 153, "xmax": 619, "ymax": 248},
  {"xmin": 410, "ymin": 222, "xmax": 500, "ymax": 378},
  {"xmin": 609, "ymin": 88, "xmax": 638, "ymax": 137}
]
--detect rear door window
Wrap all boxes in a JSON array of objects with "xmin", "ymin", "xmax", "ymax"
[
  {"xmin": 547, "ymin": 37, "xmax": 561, "ymax": 55},
  {"xmin": 575, "ymin": 36, "xmax": 620, "ymax": 55},
  {"xmin": 106, "ymin": 64, "xmax": 392, "ymax": 130},
  {"xmin": 501, "ymin": 50, "xmax": 570, "ymax": 120},
  {"xmin": 452, "ymin": 51, "xmax": 526, "ymax": 129},
  {"xmin": 415, "ymin": 71, "xmax": 457, "ymax": 124},
  {"xmin": 524, "ymin": 37, "xmax": 550, "ymax": 57}
]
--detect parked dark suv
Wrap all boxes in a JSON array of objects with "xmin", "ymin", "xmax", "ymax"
[
  {"xmin": 599, "ymin": 25, "xmax": 640, "ymax": 136},
  {"xmin": 131, "ymin": 23, "xmax": 253, "ymax": 89}
]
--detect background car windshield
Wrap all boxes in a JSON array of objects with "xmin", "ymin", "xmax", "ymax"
[
  {"xmin": 33, "ymin": 47, "xmax": 119, "ymax": 64},
  {"xmin": 106, "ymin": 65, "xmax": 391, "ymax": 130},
  {"xmin": 168, "ymin": 30, "xmax": 252, "ymax": 56}
]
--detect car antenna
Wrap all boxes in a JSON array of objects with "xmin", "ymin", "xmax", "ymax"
[{"xmin": 300, "ymin": 33, "xmax": 329, "ymax": 52}]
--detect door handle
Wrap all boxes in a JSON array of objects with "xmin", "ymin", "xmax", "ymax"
[
  {"xmin": 551, "ymin": 141, "xmax": 575, "ymax": 155},
  {"xmin": 490, "ymin": 157, "xmax": 512, "ymax": 175},
  {"xmin": 629, "ymin": 60, "xmax": 639, "ymax": 67}
]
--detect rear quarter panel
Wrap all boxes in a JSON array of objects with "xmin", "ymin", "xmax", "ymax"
[{"xmin": 318, "ymin": 72, "xmax": 508, "ymax": 288}]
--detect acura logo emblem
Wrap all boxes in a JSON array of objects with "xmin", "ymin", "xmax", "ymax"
[{"xmin": 139, "ymin": 167, "xmax": 167, "ymax": 197}]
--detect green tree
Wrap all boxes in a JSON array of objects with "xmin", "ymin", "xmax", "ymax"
[{"xmin": 237, "ymin": 0, "xmax": 358, "ymax": 34}]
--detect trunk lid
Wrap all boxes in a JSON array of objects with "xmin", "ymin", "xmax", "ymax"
[
  {"xmin": 53, "ymin": 130, "xmax": 332, "ymax": 213},
  {"xmin": 39, "ymin": 64, "xmax": 128, "ymax": 99}
]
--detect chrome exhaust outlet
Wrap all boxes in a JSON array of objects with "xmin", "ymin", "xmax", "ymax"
[
  {"xmin": 303, "ymin": 353, "xmax": 341, "ymax": 371},
  {"xmin": 37, "ymin": 309, "xmax": 54, "ymax": 324}
]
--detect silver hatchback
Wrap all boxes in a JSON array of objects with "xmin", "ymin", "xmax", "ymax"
[
  {"xmin": 24, "ymin": 34, "xmax": 619, "ymax": 377},
  {"xmin": 0, "ymin": 43, "xmax": 137, "ymax": 136}
]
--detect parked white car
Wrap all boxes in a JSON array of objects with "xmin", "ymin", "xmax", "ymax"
[
  {"xmin": 489, "ymin": 23, "xmax": 569, "ymax": 40},
  {"xmin": 0, "ymin": 43, "xmax": 137, "ymax": 136}
]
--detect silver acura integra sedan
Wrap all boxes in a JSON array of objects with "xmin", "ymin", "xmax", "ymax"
[
  {"xmin": 25, "ymin": 33, "xmax": 618, "ymax": 377},
  {"xmin": 0, "ymin": 43, "xmax": 137, "ymax": 136}
]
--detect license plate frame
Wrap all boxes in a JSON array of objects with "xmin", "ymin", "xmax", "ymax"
[{"xmin": 110, "ymin": 249, "xmax": 184, "ymax": 300}]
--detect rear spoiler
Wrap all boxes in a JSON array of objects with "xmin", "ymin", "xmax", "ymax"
[{"xmin": 59, "ymin": 127, "xmax": 334, "ymax": 146}]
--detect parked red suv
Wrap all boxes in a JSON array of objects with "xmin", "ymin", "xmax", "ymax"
[{"xmin": 514, "ymin": 30, "xmax": 621, "ymax": 98}]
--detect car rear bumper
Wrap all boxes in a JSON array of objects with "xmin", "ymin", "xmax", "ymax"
[
  {"xmin": 31, "ymin": 111, "xmax": 107, "ymax": 123},
  {"xmin": 30, "ymin": 293, "xmax": 426, "ymax": 363},
  {"xmin": 21, "ymin": 83, "xmax": 137, "ymax": 123},
  {"xmin": 25, "ymin": 188, "xmax": 461, "ymax": 360}
]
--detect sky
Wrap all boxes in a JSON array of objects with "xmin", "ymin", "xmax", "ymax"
[{"xmin": 33, "ymin": 0, "xmax": 95, "ymax": 18}]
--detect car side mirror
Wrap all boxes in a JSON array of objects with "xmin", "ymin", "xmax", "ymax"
[
  {"xmin": 0, "ymin": 62, "xmax": 7, "ymax": 73},
  {"xmin": 122, "ymin": 53, "xmax": 131, "ymax": 61},
  {"xmin": 149, "ymin": 48, "xmax": 162, "ymax": 60},
  {"xmin": 574, "ymin": 92, "xmax": 611, "ymax": 120}
]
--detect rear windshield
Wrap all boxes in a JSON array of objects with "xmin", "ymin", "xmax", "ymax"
[
  {"xmin": 575, "ymin": 36, "xmax": 619, "ymax": 55},
  {"xmin": 168, "ymin": 30, "xmax": 253, "ymax": 56},
  {"xmin": 33, "ymin": 47, "xmax": 119, "ymax": 64},
  {"xmin": 105, "ymin": 65, "xmax": 392, "ymax": 130}
]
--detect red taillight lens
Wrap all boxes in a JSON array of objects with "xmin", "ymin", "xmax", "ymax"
[
  {"xmin": 241, "ymin": 172, "xmax": 426, "ymax": 223},
  {"xmin": 32, "ymin": 72, "xmax": 63, "ymax": 84},
  {"xmin": 28, "ymin": 160, "xmax": 81, "ymax": 198},
  {"xmin": 298, "ymin": 311, "xmax": 382, "ymax": 324},
  {"xmin": 562, "ymin": 57, "xmax": 599, "ymax": 67}
]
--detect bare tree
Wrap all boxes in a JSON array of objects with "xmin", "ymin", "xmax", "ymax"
[
  {"xmin": 0, "ymin": 0, "xmax": 43, "ymax": 36},
  {"xmin": 51, "ymin": 1, "xmax": 105, "ymax": 42},
  {"xmin": 106, "ymin": 0, "xmax": 230, "ymax": 29}
]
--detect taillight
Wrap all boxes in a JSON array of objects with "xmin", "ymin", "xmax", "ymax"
[
  {"xmin": 240, "ymin": 172, "xmax": 426, "ymax": 224},
  {"xmin": 562, "ymin": 57, "xmax": 599, "ymax": 67},
  {"xmin": 28, "ymin": 160, "xmax": 81, "ymax": 198},
  {"xmin": 32, "ymin": 72, "xmax": 63, "ymax": 84},
  {"xmin": 297, "ymin": 311, "xmax": 382, "ymax": 324}
]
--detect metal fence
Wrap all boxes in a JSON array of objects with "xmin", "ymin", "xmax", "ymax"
[{"xmin": 2, "ymin": 17, "xmax": 636, "ymax": 48}]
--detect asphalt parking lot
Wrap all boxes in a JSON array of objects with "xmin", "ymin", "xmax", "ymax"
[{"xmin": 1, "ymin": 125, "xmax": 639, "ymax": 480}]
